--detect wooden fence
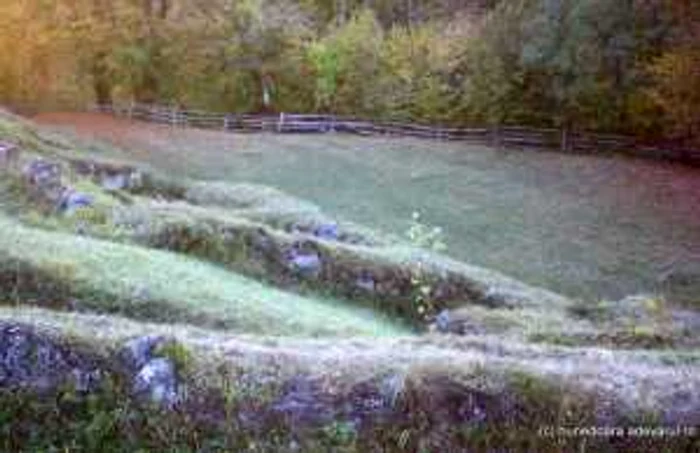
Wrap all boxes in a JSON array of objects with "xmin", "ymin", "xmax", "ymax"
[{"xmin": 90, "ymin": 103, "xmax": 699, "ymax": 165}]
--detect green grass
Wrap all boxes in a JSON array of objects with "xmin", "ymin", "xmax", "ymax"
[
  {"xmin": 0, "ymin": 214, "xmax": 407, "ymax": 337},
  {"xmin": 0, "ymin": 121, "xmax": 573, "ymax": 332},
  {"xmin": 38, "ymin": 114, "xmax": 700, "ymax": 304}
]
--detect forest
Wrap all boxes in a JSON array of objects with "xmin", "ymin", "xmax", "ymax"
[{"xmin": 1, "ymin": 0, "xmax": 698, "ymax": 142}]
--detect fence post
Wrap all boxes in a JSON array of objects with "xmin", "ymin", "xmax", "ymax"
[
  {"xmin": 277, "ymin": 112, "xmax": 285, "ymax": 133},
  {"xmin": 560, "ymin": 126, "xmax": 571, "ymax": 152},
  {"xmin": 491, "ymin": 124, "xmax": 502, "ymax": 150}
]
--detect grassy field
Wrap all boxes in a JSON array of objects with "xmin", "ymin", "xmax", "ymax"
[
  {"xmin": 1, "ymin": 109, "xmax": 699, "ymax": 451},
  {"xmin": 35, "ymin": 112, "xmax": 700, "ymax": 304}
]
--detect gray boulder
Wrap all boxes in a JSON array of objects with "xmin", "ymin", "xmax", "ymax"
[
  {"xmin": 101, "ymin": 173, "xmax": 129, "ymax": 191},
  {"xmin": 0, "ymin": 323, "xmax": 102, "ymax": 394},
  {"xmin": 119, "ymin": 335, "xmax": 181, "ymax": 408},
  {"xmin": 434, "ymin": 309, "xmax": 452, "ymax": 333},
  {"xmin": 429, "ymin": 308, "xmax": 490, "ymax": 335},
  {"xmin": 355, "ymin": 274, "xmax": 376, "ymax": 293},
  {"xmin": 272, "ymin": 377, "xmax": 336, "ymax": 427},
  {"xmin": 21, "ymin": 159, "xmax": 66, "ymax": 206},
  {"xmin": 59, "ymin": 190, "xmax": 94, "ymax": 215},
  {"xmin": 286, "ymin": 249, "xmax": 322, "ymax": 276},
  {"xmin": 120, "ymin": 335, "xmax": 166, "ymax": 370},
  {"xmin": 23, "ymin": 159, "xmax": 61, "ymax": 187},
  {"xmin": 0, "ymin": 141, "xmax": 19, "ymax": 170},
  {"xmin": 133, "ymin": 357, "xmax": 179, "ymax": 408},
  {"xmin": 313, "ymin": 223, "xmax": 339, "ymax": 241}
]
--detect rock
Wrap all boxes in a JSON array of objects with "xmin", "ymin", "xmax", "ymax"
[
  {"xmin": 409, "ymin": 376, "xmax": 500, "ymax": 426},
  {"xmin": 21, "ymin": 159, "xmax": 66, "ymax": 206},
  {"xmin": 133, "ymin": 357, "xmax": 179, "ymax": 407},
  {"xmin": 69, "ymin": 159, "xmax": 96, "ymax": 176},
  {"xmin": 286, "ymin": 222, "xmax": 306, "ymax": 234},
  {"xmin": 129, "ymin": 170, "xmax": 143, "ymax": 188},
  {"xmin": 59, "ymin": 190, "xmax": 93, "ymax": 215},
  {"xmin": 313, "ymin": 223, "xmax": 339, "ymax": 241},
  {"xmin": 101, "ymin": 173, "xmax": 129, "ymax": 191},
  {"xmin": 435, "ymin": 309, "xmax": 452, "ymax": 333},
  {"xmin": 0, "ymin": 323, "xmax": 102, "ymax": 394},
  {"xmin": 344, "ymin": 381, "xmax": 390, "ymax": 423},
  {"xmin": 430, "ymin": 308, "xmax": 489, "ymax": 335},
  {"xmin": 272, "ymin": 377, "xmax": 336, "ymax": 427},
  {"xmin": 120, "ymin": 335, "xmax": 166, "ymax": 370},
  {"xmin": 670, "ymin": 309, "xmax": 700, "ymax": 333},
  {"xmin": 0, "ymin": 141, "xmax": 19, "ymax": 170},
  {"xmin": 71, "ymin": 368, "xmax": 103, "ymax": 393},
  {"xmin": 286, "ymin": 248, "xmax": 322, "ymax": 276},
  {"xmin": 379, "ymin": 373, "xmax": 405, "ymax": 408},
  {"xmin": 68, "ymin": 158, "xmax": 141, "ymax": 190},
  {"xmin": 23, "ymin": 159, "xmax": 61, "ymax": 187},
  {"xmin": 250, "ymin": 229, "xmax": 275, "ymax": 258},
  {"xmin": 67, "ymin": 299, "xmax": 87, "ymax": 312},
  {"xmin": 272, "ymin": 374, "xmax": 408, "ymax": 430},
  {"xmin": 480, "ymin": 287, "xmax": 510, "ymax": 307},
  {"xmin": 120, "ymin": 335, "xmax": 182, "ymax": 408},
  {"xmin": 355, "ymin": 274, "xmax": 376, "ymax": 292}
]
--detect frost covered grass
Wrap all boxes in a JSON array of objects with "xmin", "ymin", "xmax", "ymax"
[
  {"xmin": 0, "ymin": 110, "xmax": 696, "ymax": 451},
  {"xmin": 34, "ymin": 112, "xmax": 700, "ymax": 305},
  {"xmin": 0, "ymin": 215, "xmax": 406, "ymax": 337},
  {"xmin": 0, "ymin": 306, "xmax": 698, "ymax": 453}
]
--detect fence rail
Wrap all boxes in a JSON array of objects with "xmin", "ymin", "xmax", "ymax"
[{"xmin": 90, "ymin": 103, "xmax": 699, "ymax": 165}]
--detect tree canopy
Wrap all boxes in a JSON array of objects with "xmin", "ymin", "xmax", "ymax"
[{"xmin": 0, "ymin": 0, "xmax": 697, "ymax": 143}]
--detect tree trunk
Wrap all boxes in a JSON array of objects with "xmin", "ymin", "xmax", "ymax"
[
  {"xmin": 336, "ymin": 0, "xmax": 347, "ymax": 25},
  {"xmin": 92, "ymin": 53, "xmax": 112, "ymax": 105}
]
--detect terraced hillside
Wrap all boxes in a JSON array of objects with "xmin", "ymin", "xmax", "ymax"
[
  {"xmin": 1, "ymin": 108, "xmax": 699, "ymax": 452},
  {"xmin": 35, "ymin": 112, "xmax": 700, "ymax": 304}
]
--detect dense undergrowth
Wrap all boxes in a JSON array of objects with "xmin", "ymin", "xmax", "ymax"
[{"xmin": 1, "ymin": 381, "xmax": 684, "ymax": 453}]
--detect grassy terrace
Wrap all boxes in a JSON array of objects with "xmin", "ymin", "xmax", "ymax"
[
  {"xmin": 35, "ymin": 112, "xmax": 700, "ymax": 305},
  {"xmin": 0, "ymin": 215, "xmax": 406, "ymax": 337},
  {"xmin": 0, "ymin": 109, "xmax": 698, "ymax": 452}
]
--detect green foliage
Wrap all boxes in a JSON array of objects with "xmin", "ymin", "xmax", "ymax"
[
  {"xmin": 0, "ymin": 382, "xmax": 287, "ymax": 453},
  {"xmin": 310, "ymin": 9, "xmax": 383, "ymax": 115},
  {"xmin": 646, "ymin": 46, "xmax": 700, "ymax": 144},
  {"xmin": 1, "ymin": 0, "xmax": 695, "ymax": 142},
  {"xmin": 153, "ymin": 341, "xmax": 195, "ymax": 379},
  {"xmin": 307, "ymin": 42, "xmax": 340, "ymax": 111},
  {"xmin": 405, "ymin": 211, "xmax": 446, "ymax": 252},
  {"xmin": 320, "ymin": 420, "xmax": 358, "ymax": 450},
  {"xmin": 405, "ymin": 211, "xmax": 446, "ymax": 320}
]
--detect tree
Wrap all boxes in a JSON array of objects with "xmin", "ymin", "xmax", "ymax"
[{"xmin": 645, "ymin": 1, "xmax": 700, "ymax": 144}]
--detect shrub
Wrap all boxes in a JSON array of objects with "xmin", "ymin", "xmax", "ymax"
[{"xmin": 405, "ymin": 211, "xmax": 446, "ymax": 320}]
